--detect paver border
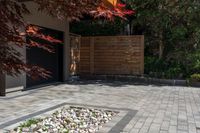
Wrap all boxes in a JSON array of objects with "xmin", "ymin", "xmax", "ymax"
[{"xmin": 1, "ymin": 102, "xmax": 137, "ymax": 133}]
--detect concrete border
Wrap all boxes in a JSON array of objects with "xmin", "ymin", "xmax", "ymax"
[
  {"xmin": 0, "ymin": 103, "xmax": 67, "ymax": 129},
  {"xmin": 80, "ymin": 75, "xmax": 194, "ymax": 87}
]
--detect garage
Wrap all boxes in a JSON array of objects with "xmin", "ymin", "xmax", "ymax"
[{"xmin": 26, "ymin": 27, "xmax": 64, "ymax": 88}]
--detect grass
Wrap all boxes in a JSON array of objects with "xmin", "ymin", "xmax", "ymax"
[{"xmin": 14, "ymin": 118, "xmax": 41, "ymax": 132}]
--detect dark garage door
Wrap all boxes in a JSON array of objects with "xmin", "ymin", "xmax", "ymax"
[{"xmin": 26, "ymin": 27, "xmax": 63, "ymax": 88}]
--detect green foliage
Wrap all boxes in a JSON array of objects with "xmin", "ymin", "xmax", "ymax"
[
  {"xmin": 19, "ymin": 119, "xmax": 40, "ymax": 128},
  {"xmin": 171, "ymin": 26, "xmax": 188, "ymax": 41},
  {"xmin": 16, "ymin": 118, "xmax": 41, "ymax": 132},
  {"xmin": 70, "ymin": 19, "xmax": 125, "ymax": 36},
  {"xmin": 145, "ymin": 49, "xmax": 200, "ymax": 79},
  {"xmin": 190, "ymin": 74, "xmax": 200, "ymax": 82},
  {"xmin": 145, "ymin": 56, "xmax": 184, "ymax": 79},
  {"xmin": 128, "ymin": 0, "xmax": 200, "ymax": 79},
  {"xmin": 165, "ymin": 67, "xmax": 182, "ymax": 79},
  {"xmin": 126, "ymin": 0, "xmax": 200, "ymax": 58},
  {"xmin": 185, "ymin": 50, "xmax": 200, "ymax": 74}
]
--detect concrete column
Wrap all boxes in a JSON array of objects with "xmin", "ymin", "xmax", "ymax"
[
  {"xmin": 63, "ymin": 21, "xmax": 70, "ymax": 81},
  {"xmin": 0, "ymin": 74, "xmax": 6, "ymax": 96},
  {"xmin": 5, "ymin": 45, "xmax": 26, "ymax": 90}
]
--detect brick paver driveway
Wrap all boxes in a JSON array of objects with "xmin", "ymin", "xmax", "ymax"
[{"xmin": 0, "ymin": 81, "xmax": 200, "ymax": 133}]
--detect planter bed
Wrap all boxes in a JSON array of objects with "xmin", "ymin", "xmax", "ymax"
[{"xmin": 11, "ymin": 106, "xmax": 118, "ymax": 133}]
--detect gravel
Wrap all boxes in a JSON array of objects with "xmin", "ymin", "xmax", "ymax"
[{"xmin": 10, "ymin": 106, "xmax": 118, "ymax": 133}]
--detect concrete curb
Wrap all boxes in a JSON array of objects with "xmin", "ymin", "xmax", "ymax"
[{"xmin": 79, "ymin": 75, "xmax": 200, "ymax": 87}]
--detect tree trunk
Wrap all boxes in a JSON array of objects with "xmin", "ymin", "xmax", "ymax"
[
  {"xmin": 126, "ymin": 24, "xmax": 131, "ymax": 35},
  {"xmin": 159, "ymin": 31, "xmax": 164, "ymax": 59}
]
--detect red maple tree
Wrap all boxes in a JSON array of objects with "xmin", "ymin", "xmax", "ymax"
[{"xmin": 0, "ymin": 0, "xmax": 134, "ymax": 78}]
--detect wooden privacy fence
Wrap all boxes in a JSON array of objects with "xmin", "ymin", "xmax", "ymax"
[
  {"xmin": 69, "ymin": 33, "xmax": 81, "ymax": 76},
  {"xmin": 79, "ymin": 35, "xmax": 144, "ymax": 75}
]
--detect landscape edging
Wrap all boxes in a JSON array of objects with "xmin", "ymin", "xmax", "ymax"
[{"xmin": 79, "ymin": 75, "xmax": 200, "ymax": 87}]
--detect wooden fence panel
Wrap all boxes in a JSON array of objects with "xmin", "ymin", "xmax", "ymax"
[
  {"xmin": 69, "ymin": 34, "xmax": 81, "ymax": 76},
  {"xmin": 79, "ymin": 35, "xmax": 144, "ymax": 75}
]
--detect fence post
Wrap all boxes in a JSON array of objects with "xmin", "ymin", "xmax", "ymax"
[
  {"xmin": 90, "ymin": 37, "xmax": 94, "ymax": 75},
  {"xmin": 140, "ymin": 35, "xmax": 144, "ymax": 75}
]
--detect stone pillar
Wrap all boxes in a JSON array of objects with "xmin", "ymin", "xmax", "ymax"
[{"xmin": 0, "ymin": 74, "xmax": 6, "ymax": 96}]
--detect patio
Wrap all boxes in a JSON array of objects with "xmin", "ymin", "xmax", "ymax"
[{"xmin": 0, "ymin": 81, "xmax": 200, "ymax": 133}]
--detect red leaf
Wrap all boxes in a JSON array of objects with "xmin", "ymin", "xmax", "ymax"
[{"xmin": 117, "ymin": 3, "xmax": 126, "ymax": 8}]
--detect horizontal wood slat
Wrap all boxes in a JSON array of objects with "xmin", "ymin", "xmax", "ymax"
[{"xmin": 79, "ymin": 35, "xmax": 144, "ymax": 75}]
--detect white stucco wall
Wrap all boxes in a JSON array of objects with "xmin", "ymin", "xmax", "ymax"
[{"xmin": 6, "ymin": 1, "xmax": 70, "ymax": 90}]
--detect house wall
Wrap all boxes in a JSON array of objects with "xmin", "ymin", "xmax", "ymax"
[
  {"xmin": 5, "ymin": 1, "xmax": 70, "ymax": 90},
  {"xmin": 6, "ymin": 45, "xmax": 26, "ymax": 89}
]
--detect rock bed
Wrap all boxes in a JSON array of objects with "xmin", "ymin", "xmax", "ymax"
[{"xmin": 12, "ymin": 106, "xmax": 118, "ymax": 133}]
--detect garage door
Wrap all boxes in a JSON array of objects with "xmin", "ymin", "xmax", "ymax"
[{"xmin": 26, "ymin": 27, "xmax": 63, "ymax": 88}]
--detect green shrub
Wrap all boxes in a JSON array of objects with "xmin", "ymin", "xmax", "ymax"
[
  {"xmin": 21, "ymin": 119, "xmax": 40, "ymax": 127},
  {"xmin": 165, "ymin": 66, "xmax": 182, "ymax": 79},
  {"xmin": 145, "ymin": 56, "xmax": 184, "ymax": 79},
  {"xmin": 70, "ymin": 19, "xmax": 125, "ymax": 36},
  {"xmin": 187, "ymin": 51, "xmax": 200, "ymax": 74},
  {"xmin": 190, "ymin": 74, "xmax": 200, "ymax": 82}
]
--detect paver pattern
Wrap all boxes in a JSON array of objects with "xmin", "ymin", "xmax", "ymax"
[{"xmin": 0, "ymin": 81, "xmax": 200, "ymax": 133}]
